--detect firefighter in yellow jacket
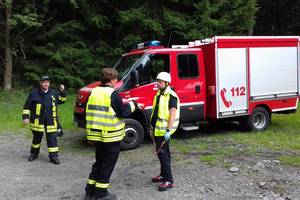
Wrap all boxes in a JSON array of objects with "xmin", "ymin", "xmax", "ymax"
[
  {"xmin": 22, "ymin": 76, "xmax": 67, "ymax": 165},
  {"xmin": 84, "ymin": 68, "xmax": 137, "ymax": 200},
  {"xmin": 150, "ymin": 72, "xmax": 180, "ymax": 191}
]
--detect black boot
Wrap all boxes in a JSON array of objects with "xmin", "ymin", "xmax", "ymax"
[
  {"xmin": 95, "ymin": 192, "xmax": 117, "ymax": 200},
  {"xmin": 84, "ymin": 193, "xmax": 94, "ymax": 200},
  {"xmin": 28, "ymin": 154, "xmax": 38, "ymax": 161},
  {"xmin": 50, "ymin": 157, "xmax": 60, "ymax": 165}
]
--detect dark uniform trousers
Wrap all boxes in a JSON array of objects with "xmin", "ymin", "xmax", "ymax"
[
  {"xmin": 30, "ymin": 130, "xmax": 58, "ymax": 158},
  {"xmin": 155, "ymin": 136, "xmax": 173, "ymax": 183},
  {"xmin": 86, "ymin": 141, "xmax": 120, "ymax": 197}
]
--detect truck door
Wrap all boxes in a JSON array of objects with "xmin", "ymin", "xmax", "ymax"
[
  {"xmin": 216, "ymin": 48, "xmax": 248, "ymax": 117},
  {"xmin": 122, "ymin": 53, "xmax": 171, "ymax": 119},
  {"xmin": 172, "ymin": 50, "xmax": 206, "ymax": 123}
]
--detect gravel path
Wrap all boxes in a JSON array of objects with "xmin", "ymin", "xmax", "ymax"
[{"xmin": 0, "ymin": 131, "xmax": 299, "ymax": 200}]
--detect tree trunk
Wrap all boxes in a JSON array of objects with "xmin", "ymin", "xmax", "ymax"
[
  {"xmin": 149, "ymin": 0, "xmax": 161, "ymax": 39},
  {"xmin": 3, "ymin": 2, "xmax": 12, "ymax": 90}
]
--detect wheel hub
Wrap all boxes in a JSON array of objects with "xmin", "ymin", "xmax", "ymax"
[
  {"xmin": 253, "ymin": 112, "xmax": 266, "ymax": 129},
  {"xmin": 123, "ymin": 127, "xmax": 138, "ymax": 144}
]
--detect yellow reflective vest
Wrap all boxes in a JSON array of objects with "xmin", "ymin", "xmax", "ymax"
[
  {"xmin": 151, "ymin": 86, "xmax": 180, "ymax": 137},
  {"xmin": 86, "ymin": 86, "xmax": 125, "ymax": 142}
]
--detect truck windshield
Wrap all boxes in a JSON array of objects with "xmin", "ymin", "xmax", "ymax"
[{"xmin": 114, "ymin": 54, "xmax": 143, "ymax": 81}]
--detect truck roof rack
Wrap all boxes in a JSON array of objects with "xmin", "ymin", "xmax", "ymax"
[
  {"xmin": 172, "ymin": 38, "xmax": 215, "ymax": 48},
  {"xmin": 189, "ymin": 38, "xmax": 214, "ymax": 47},
  {"xmin": 171, "ymin": 45, "xmax": 189, "ymax": 48}
]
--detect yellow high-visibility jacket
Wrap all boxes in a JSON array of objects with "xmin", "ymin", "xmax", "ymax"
[
  {"xmin": 86, "ymin": 86, "xmax": 135, "ymax": 142},
  {"xmin": 151, "ymin": 86, "xmax": 180, "ymax": 137}
]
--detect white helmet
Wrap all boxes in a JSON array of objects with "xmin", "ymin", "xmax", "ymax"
[{"xmin": 156, "ymin": 72, "xmax": 171, "ymax": 83}]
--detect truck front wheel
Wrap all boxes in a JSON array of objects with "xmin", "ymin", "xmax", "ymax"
[
  {"xmin": 240, "ymin": 107, "xmax": 271, "ymax": 131},
  {"xmin": 120, "ymin": 119, "xmax": 144, "ymax": 150}
]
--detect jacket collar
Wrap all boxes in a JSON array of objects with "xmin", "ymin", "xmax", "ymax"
[{"xmin": 39, "ymin": 87, "xmax": 49, "ymax": 94}]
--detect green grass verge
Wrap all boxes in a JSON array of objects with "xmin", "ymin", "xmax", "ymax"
[
  {"xmin": 172, "ymin": 110, "xmax": 300, "ymax": 167},
  {"xmin": 278, "ymin": 156, "xmax": 300, "ymax": 167},
  {"xmin": 0, "ymin": 88, "xmax": 29, "ymax": 133}
]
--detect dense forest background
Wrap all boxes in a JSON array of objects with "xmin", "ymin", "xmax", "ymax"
[{"xmin": 0, "ymin": 0, "xmax": 299, "ymax": 90}]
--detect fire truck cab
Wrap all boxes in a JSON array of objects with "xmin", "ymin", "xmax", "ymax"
[{"xmin": 74, "ymin": 36, "xmax": 300, "ymax": 150}]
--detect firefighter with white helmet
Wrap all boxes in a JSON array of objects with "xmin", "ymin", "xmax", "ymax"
[
  {"xmin": 150, "ymin": 72, "xmax": 180, "ymax": 191},
  {"xmin": 156, "ymin": 72, "xmax": 171, "ymax": 83}
]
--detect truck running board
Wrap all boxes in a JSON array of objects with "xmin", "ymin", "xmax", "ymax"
[{"xmin": 181, "ymin": 125, "xmax": 199, "ymax": 131}]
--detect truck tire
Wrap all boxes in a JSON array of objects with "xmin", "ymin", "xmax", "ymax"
[
  {"xmin": 120, "ymin": 119, "xmax": 144, "ymax": 150},
  {"xmin": 240, "ymin": 107, "xmax": 271, "ymax": 131}
]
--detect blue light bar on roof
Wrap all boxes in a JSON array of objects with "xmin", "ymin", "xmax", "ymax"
[{"xmin": 136, "ymin": 40, "xmax": 160, "ymax": 49}]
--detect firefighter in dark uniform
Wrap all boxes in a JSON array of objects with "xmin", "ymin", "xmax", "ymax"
[
  {"xmin": 150, "ymin": 72, "xmax": 180, "ymax": 191},
  {"xmin": 22, "ymin": 76, "xmax": 67, "ymax": 165},
  {"xmin": 84, "ymin": 68, "xmax": 137, "ymax": 200}
]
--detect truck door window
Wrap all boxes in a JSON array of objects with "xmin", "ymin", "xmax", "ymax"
[
  {"xmin": 136, "ymin": 54, "xmax": 170, "ymax": 85},
  {"xmin": 177, "ymin": 54, "xmax": 199, "ymax": 78}
]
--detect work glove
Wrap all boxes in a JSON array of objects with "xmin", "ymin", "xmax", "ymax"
[
  {"xmin": 128, "ymin": 100, "xmax": 138, "ymax": 112},
  {"xmin": 56, "ymin": 121, "xmax": 63, "ymax": 137},
  {"xmin": 56, "ymin": 127, "xmax": 64, "ymax": 137},
  {"xmin": 131, "ymin": 100, "xmax": 139, "ymax": 110},
  {"xmin": 164, "ymin": 130, "xmax": 171, "ymax": 141},
  {"xmin": 131, "ymin": 100, "xmax": 143, "ymax": 110}
]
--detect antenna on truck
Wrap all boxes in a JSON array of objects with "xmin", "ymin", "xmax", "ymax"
[{"xmin": 167, "ymin": 31, "xmax": 173, "ymax": 48}]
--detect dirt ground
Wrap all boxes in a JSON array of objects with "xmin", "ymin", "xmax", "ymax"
[{"xmin": 0, "ymin": 130, "xmax": 299, "ymax": 200}]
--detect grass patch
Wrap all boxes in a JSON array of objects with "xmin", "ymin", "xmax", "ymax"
[
  {"xmin": 278, "ymin": 156, "xmax": 300, "ymax": 167},
  {"xmin": 174, "ymin": 139, "xmax": 208, "ymax": 154},
  {"xmin": 200, "ymin": 155, "xmax": 219, "ymax": 165},
  {"xmin": 0, "ymin": 88, "xmax": 30, "ymax": 133},
  {"xmin": 172, "ymin": 110, "xmax": 300, "ymax": 167},
  {"xmin": 57, "ymin": 94, "xmax": 75, "ymax": 129}
]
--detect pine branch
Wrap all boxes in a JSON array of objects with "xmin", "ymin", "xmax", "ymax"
[
  {"xmin": 41, "ymin": 9, "xmax": 57, "ymax": 26},
  {"xmin": 12, "ymin": 9, "xmax": 58, "ymax": 59},
  {"xmin": 15, "ymin": 9, "xmax": 57, "ymax": 41},
  {"xmin": 15, "ymin": 36, "xmax": 26, "ymax": 59}
]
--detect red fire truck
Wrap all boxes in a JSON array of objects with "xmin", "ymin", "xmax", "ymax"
[{"xmin": 74, "ymin": 36, "xmax": 300, "ymax": 150}]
